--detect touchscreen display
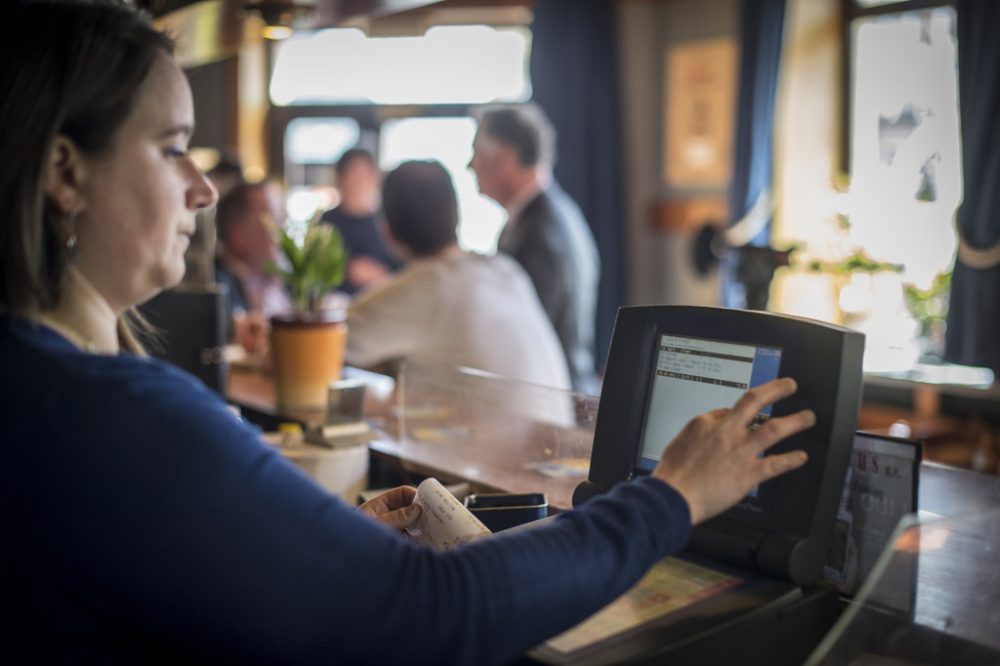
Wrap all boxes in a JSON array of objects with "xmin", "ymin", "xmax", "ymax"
[{"xmin": 638, "ymin": 335, "xmax": 782, "ymax": 470}]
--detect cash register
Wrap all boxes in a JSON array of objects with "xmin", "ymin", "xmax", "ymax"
[{"xmin": 533, "ymin": 306, "xmax": 865, "ymax": 665}]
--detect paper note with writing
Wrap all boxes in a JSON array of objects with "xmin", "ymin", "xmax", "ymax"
[
  {"xmin": 545, "ymin": 557, "xmax": 742, "ymax": 654},
  {"xmin": 405, "ymin": 478, "xmax": 491, "ymax": 550}
]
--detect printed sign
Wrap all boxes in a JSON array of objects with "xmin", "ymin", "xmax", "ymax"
[{"xmin": 825, "ymin": 432, "xmax": 921, "ymax": 595}]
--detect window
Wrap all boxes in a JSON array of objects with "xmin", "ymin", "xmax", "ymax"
[
  {"xmin": 278, "ymin": 115, "xmax": 508, "ymax": 254},
  {"xmin": 283, "ymin": 117, "xmax": 362, "ymax": 231},
  {"xmin": 840, "ymin": 1, "xmax": 960, "ymax": 369},
  {"xmin": 271, "ymin": 22, "xmax": 533, "ymax": 253},
  {"xmin": 848, "ymin": 6, "xmax": 960, "ymax": 286},
  {"xmin": 270, "ymin": 26, "xmax": 531, "ymax": 106}
]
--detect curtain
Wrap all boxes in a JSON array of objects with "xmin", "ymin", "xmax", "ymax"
[
  {"xmin": 722, "ymin": 0, "xmax": 787, "ymax": 309},
  {"xmin": 529, "ymin": 0, "xmax": 626, "ymax": 370},
  {"xmin": 944, "ymin": 0, "xmax": 1000, "ymax": 373}
]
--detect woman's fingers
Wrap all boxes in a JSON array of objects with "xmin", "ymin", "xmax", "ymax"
[
  {"xmin": 377, "ymin": 485, "xmax": 417, "ymax": 511},
  {"xmin": 726, "ymin": 378, "xmax": 797, "ymax": 428},
  {"xmin": 750, "ymin": 409, "xmax": 817, "ymax": 453},
  {"xmin": 755, "ymin": 449, "xmax": 809, "ymax": 484},
  {"xmin": 378, "ymin": 504, "xmax": 423, "ymax": 530}
]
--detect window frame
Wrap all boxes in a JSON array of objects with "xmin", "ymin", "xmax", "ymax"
[{"xmin": 267, "ymin": 103, "xmax": 480, "ymax": 180}]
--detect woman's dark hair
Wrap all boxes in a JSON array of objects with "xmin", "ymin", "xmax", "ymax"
[
  {"xmin": 0, "ymin": 0, "xmax": 174, "ymax": 318},
  {"xmin": 381, "ymin": 161, "xmax": 459, "ymax": 257}
]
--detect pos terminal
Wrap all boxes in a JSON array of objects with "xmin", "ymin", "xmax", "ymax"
[{"xmin": 535, "ymin": 306, "xmax": 865, "ymax": 665}]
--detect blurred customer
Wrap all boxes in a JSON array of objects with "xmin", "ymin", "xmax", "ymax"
[
  {"xmin": 215, "ymin": 181, "xmax": 289, "ymax": 353},
  {"xmin": 347, "ymin": 160, "xmax": 571, "ymax": 390},
  {"xmin": 470, "ymin": 105, "xmax": 601, "ymax": 395},
  {"xmin": 321, "ymin": 147, "xmax": 401, "ymax": 295}
]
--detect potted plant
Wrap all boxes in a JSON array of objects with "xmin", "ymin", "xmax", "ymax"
[{"xmin": 266, "ymin": 218, "xmax": 349, "ymax": 412}]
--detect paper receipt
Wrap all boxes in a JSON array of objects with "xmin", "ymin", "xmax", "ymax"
[{"xmin": 405, "ymin": 478, "xmax": 491, "ymax": 549}]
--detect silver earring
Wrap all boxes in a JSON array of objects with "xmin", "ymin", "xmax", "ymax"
[{"xmin": 65, "ymin": 211, "xmax": 78, "ymax": 256}]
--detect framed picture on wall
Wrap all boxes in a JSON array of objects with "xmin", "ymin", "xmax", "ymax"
[{"xmin": 663, "ymin": 37, "xmax": 737, "ymax": 188}]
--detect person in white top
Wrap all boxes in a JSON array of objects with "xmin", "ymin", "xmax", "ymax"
[{"xmin": 346, "ymin": 160, "xmax": 571, "ymax": 390}]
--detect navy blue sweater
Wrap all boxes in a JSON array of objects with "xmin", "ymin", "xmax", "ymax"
[{"xmin": 0, "ymin": 316, "xmax": 691, "ymax": 664}]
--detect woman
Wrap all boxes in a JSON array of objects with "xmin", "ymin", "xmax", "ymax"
[{"xmin": 0, "ymin": 1, "xmax": 813, "ymax": 663}]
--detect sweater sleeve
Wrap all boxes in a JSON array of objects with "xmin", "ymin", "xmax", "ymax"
[{"xmin": 47, "ymin": 363, "xmax": 691, "ymax": 665}]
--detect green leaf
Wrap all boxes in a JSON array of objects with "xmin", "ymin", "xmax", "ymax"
[{"xmin": 270, "ymin": 216, "xmax": 349, "ymax": 318}]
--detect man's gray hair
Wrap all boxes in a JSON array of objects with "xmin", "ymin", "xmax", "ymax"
[{"xmin": 476, "ymin": 103, "xmax": 557, "ymax": 170}]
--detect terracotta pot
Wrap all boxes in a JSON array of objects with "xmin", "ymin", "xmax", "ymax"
[{"xmin": 270, "ymin": 315, "xmax": 348, "ymax": 411}]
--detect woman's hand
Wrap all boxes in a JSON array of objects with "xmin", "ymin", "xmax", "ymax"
[
  {"xmin": 653, "ymin": 378, "xmax": 815, "ymax": 525},
  {"xmin": 359, "ymin": 486, "xmax": 422, "ymax": 530}
]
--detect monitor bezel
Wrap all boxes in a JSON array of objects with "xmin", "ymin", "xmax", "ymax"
[{"xmin": 581, "ymin": 306, "xmax": 865, "ymax": 585}]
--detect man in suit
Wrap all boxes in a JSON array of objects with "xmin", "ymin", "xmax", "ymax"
[{"xmin": 469, "ymin": 104, "xmax": 601, "ymax": 394}]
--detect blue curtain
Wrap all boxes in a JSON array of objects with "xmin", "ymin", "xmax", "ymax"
[
  {"xmin": 944, "ymin": 0, "xmax": 1000, "ymax": 373},
  {"xmin": 722, "ymin": 0, "xmax": 786, "ymax": 308},
  {"xmin": 529, "ymin": 0, "xmax": 625, "ymax": 370}
]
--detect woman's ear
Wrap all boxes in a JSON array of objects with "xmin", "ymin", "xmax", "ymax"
[{"xmin": 44, "ymin": 135, "xmax": 87, "ymax": 214}]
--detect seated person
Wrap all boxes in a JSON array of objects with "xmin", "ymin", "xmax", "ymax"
[
  {"xmin": 0, "ymin": 2, "xmax": 814, "ymax": 662},
  {"xmin": 346, "ymin": 160, "xmax": 572, "ymax": 390},
  {"xmin": 321, "ymin": 147, "xmax": 401, "ymax": 295},
  {"xmin": 214, "ymin": 181, "xmax": 290, "ymax": 352}
]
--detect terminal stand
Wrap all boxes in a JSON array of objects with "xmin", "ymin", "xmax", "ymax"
[{"xmin": 531, "ymin": 306, "xmax": 865, "ymax": 664}]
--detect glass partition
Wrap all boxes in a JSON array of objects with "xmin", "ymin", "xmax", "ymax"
[
  {"xmin": 807, "ymin": 507, "xmax": 1000, "ymax": 664},
  {"xmin": 395, "ymin": 362, "xmax": 599, "ymax": 511}
]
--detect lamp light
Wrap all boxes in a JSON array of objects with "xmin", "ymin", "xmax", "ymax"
[{"xmin": 244, "ymin": 0, "xmax": 316, "ymax": 40}]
